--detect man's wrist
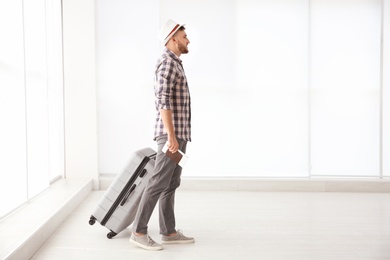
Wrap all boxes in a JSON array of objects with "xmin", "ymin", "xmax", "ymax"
[{"xmin": 167, "ymin": 133, "xmax": 176, "ymax": 140}]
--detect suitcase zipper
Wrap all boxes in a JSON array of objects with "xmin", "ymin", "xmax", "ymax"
[{"xmin": 101, "ymin": 154, "xmax": 154, "ymax": 226}]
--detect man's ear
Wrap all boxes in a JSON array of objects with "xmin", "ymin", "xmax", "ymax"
[{"xmin": 171, "ymin": 36, "xmax": 178, "ymax": 44}]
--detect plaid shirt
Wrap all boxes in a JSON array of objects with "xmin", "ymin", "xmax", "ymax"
[{"xmin": 154, "ymin": 48, "xmax": 191, "ymax": 141}]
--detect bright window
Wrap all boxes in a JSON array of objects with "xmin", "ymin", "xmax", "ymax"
[{"xmin": 0, "ymin": 0, "xmax": 64, "ymax": 219}]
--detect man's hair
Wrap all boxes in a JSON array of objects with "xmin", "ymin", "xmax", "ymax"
[{"xmin": 173, "ymin": 26, "xmax": 185, "ymax": 38}]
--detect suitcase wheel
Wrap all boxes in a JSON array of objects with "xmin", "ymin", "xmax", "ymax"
[
  {"xmin": 107, "ymin": 231, "xmax": 117, "ymax": 239},
  {"xmin": 89, "ymin": 215, "xmax": 97, "ymax": 225}
]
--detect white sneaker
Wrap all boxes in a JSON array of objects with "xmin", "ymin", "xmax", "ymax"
[{"xmin": 129, "ymin": 233, "xmax": 163, "ymax": 251}]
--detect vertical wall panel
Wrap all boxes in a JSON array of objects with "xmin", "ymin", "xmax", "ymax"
[
  {"xmin": 310, "ymin": 0, "xmax": 381, "ymax": 176},
  {"xmin": 46, "ymin": 0, "xmax": 65, "ymax": 181},
  {"xmin": 383, "ymin": 0, "xmax": 390, "ymax": 176},
  {"xmin": 236, "ymin": 0, "xmax": 309, "ymax": 177},
  {"xmin": 97, "ymin": 0, "xmax": 159, "ymax": 174},
  {"xmin": 63, "ymin": 0, "xmax": 99, "ymax": 185}
]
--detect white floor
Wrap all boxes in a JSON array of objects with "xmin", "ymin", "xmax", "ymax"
[{"xmin": 31, "ymin": 190, "xmax": 390, "ymax": 260}]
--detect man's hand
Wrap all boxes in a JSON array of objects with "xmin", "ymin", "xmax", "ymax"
[
  {"xmin": 167, "ymin": 136, "xmax": 179, "ymax": 153},
  {"xmin": 160, "ymin": 108, "xmax": 179, "ymax": 153}
]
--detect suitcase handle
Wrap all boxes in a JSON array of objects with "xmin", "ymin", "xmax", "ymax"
[
  {"xmin": 149, "ymin": 153, "xmax": 157, "ymax": 160},
  {"xmin": 120, "ymin": 168, "xmax": 148, "ymax": 206},
  {"xmin": 139, "ymin": 168, "xmax": 147, "ymax": 178},
  {"xmin": 120, "ymin": 184, "xmax": 136, "ymax": 206}
]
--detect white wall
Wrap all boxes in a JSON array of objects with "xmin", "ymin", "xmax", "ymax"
[
  {"xmin": 310, "ymin": 0, "xmax": 381, "ymax": 176},
  {"xmin": 96, "ymin": 0, "xmax": 389, "ymax": 178},
  {"xmin": 384, "ymin": 0, "xmax": 390, "ymax": 176},
  {"xmin": 96, "ymin": 0, "xmax": 159, "ymax": 175},
  {"xmin": 63, "ymin": 0, "xmax": 99, "ymax": 187},
  {"xmin": 46, "ymin": 0, "xmax": 65, "ymax": 182}
]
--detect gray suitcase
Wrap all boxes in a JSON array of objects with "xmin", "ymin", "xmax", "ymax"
[{"xmin": 88, "ymin": 147, "xmax": 156, "ymax": 239}]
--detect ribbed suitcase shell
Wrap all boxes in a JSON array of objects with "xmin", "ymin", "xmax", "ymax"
[{"xmin": 89, "ymin": 147, "xmax": 156, "ymax": 239}]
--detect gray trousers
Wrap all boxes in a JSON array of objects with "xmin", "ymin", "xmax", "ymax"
[{"xmin": 132, "ymin": 135, "xmax": 187, "ymax": 236}]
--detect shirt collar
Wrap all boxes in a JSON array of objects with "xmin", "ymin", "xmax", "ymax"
[{"xmin": 164, "ymin": 48, "xmax": 182, "ymax": 63}]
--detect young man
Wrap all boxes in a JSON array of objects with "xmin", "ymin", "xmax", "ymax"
[{"xmin": 129, "ymin": 19, "xmax": 194, "ymax": 251}]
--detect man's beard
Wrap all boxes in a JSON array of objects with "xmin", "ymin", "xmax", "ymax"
[{"xmin": 178, "ymin": 42, "xmax": 189, "ymax": 54}]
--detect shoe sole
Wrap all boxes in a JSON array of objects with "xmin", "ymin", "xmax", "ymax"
[
  {"xmin": 162, "ymin": 239, "xmax": 195, "ymax": 245},
  {"xmin": 129, "ymin": 238, "xmax": 163, "ymax": 251}
]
